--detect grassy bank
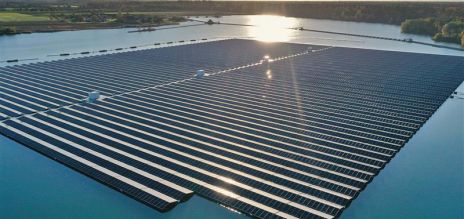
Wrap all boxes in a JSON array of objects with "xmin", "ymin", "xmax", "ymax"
[
  {"xmin": 0, "ymin": 11, "xmax": 187, "ymax": 35},
  {"xmin": 0, "ymin": 12, "xmax": 50, "ymax": 22}
]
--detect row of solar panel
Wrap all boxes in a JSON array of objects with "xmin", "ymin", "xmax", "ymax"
[
  {"xmin": 228, "ymin": 68, "xmax": 442, "ymax": 115},
  {"xmin": 0, "ymin": 109, "xmax": 339, "ymax": 218},
  {"xmin": 179, "ymin": 74, "xmax": 423, "ymax": 133},
  {"xmin": 284, "ymin": 50, "xmax": 463, "ymax": 88},
  {"xmin": 1, "ymin": 61, "xmax": 394, "ymax": 183},
  {"xmin": 98, "ymin": 39, "xmax": 312, "ymax": 67},
  {"xmin": 2, "ymin": 39, "xmax": 340, "ymax": 217},
  {"xmin": 188, "ymin": 71, "xmax": 424, "ymax": 134},
  {"xmin": 264, "ymin": 63, "xmax": 456, "ymax": 107},
  {"xmin": 56, "ymin": 44, "xmax": 460, "ymax": 218},
  {"xmin": 0, "ymin": 40, "xmax": 318, "ymax": 121},
  {"xmin": 92, "ymin": 98, "xmax": 371, "ymax": 183},
  {"xmin": 0, "ymin": 121, "xmax": 182, "ymax": 211},
  {"xmin": 111, "ymin": 90, "xmax": 387, "ymax": 170},
  {"xmin": 154, "ymin": 79, "xmax": 416, "ymax": 141},
  {"xmin": 1, "ymin": 40, "xmax": 462, "ymax": 219},
  {"xmin": 0, "ymin": 43, "xmax": 456, "ymax": 189},
  {"xmin": 220, "ymin": 58, "xmax": 458, "ymax": 119}
]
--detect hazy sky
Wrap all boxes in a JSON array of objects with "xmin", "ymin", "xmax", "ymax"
[{"xmin": 175, "ymin": 0, "xmax": 463, "ymax": 1}]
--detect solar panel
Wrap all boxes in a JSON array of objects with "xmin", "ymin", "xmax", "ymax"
[{"xmin": 0, "ymin": 39, "xmax": 462, "ymax": 218}]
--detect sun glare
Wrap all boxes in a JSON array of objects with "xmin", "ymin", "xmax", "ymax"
[{"xmin": 247, "ymin": 15, "xmax": 298, "ymax": 42}]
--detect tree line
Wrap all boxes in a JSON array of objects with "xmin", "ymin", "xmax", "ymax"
[
  {"xmin": 2, "ymin": 1, "xmax": 463, "ymax": 25},
  {"xmin": 81, "ymin": 1, "xmax": 464, "ymax": 25},
  {"xmin": 1, "ymin": 1, "xmax": 463, "ymax": 45},
  {"xmin": 401, "ymin": 18, "xmax": 464, "ymax": 46}
]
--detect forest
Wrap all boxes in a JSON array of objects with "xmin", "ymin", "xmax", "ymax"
[
  {"xmin": 401, "ymin": 18, "xmax": 464, "ymax": 46},
  {"xmin": 1, "ymin": 1, "xmax": 463, "ymax": 46},
  {"xmin": 2, "ymin": 1, "xmax": 463, "ymax": 25}
]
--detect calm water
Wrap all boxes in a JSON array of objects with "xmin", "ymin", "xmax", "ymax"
[
  {"xmin": 1, "ymin": 15, "xmax": 463, "ymax": 65},
  {"xmin": 341, "ymin": 82, "xmax": 464, "ymax": 219},
  {"xmin": 0, "ymin": 15, "xmax": 463, "ymax": 219}
]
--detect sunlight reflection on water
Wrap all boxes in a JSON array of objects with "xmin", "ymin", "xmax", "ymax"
[{"xmin": 246, "ymin": 15, "xmax": 299, "ymax": 42}]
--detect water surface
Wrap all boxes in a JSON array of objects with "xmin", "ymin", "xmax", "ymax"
[
  {"xmin": 0, "ymin": 15, "xmax": 463, "ymax": 219},
  {"xmin": 1, "ymin": 15, "xmax": 462, "ymax": 66}
]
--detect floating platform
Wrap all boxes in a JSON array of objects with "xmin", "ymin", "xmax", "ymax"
[{"xmin": 0, "ymin": 39, "xmax": 463, "ymax": 218}]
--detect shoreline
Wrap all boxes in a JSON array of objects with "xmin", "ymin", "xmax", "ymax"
[
  {"xmin": 1, "ymin": 14, "xmax": 462, "ymax": 47},
  {"xmin": 0, "ymin": 11, "xmax": 238, "ymax": 36},
  {"xmin": 0, "ymin": 21, "xmax": 183, "ymax": 35}
]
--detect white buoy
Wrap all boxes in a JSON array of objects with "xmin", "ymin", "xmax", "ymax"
[
  {"xmin": 196, "ymin": 69, "xmax": 205, "ymax": 78},
  {"xmin": 263, "ymin": 55, "xmax": 271, "ymax": 63},
  {"xmin": 88, "ymin": 91, "xmax": 100, "ymax": 103}
]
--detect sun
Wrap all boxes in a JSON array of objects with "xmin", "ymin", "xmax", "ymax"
[{"xmin": 246, "ymin": 15, "xmax": 299, "ymax": 42}]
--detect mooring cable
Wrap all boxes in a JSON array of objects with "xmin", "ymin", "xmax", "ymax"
[{"xmin": 191, "ymin": 19, "xmax": 464, "ymax": 52}]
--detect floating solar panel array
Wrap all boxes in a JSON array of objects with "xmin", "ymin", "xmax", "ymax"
[
  {"xmin": 0, "ymin": 39, "xmax": 463, "ymax": 218},
  {"xmin": 0, "ymin": 39, "xmax": 312, "ymax": 120}
]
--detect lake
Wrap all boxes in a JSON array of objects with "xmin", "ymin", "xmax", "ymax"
[{"xmin": 0, "ymin": 15, "xmax": 462, "ymax": 219}]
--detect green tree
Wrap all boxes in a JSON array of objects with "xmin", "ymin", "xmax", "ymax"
[
  {"xmin": 400, "ymin": 18, "xmax": 441, "ymax": 36},
  {"xmin": 442, "ymin": 21, "xmax": 464, "ymax": 37},
  {"xmin": 433, "ymin": 20, "xmax": 464, "ymax": 44}
]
